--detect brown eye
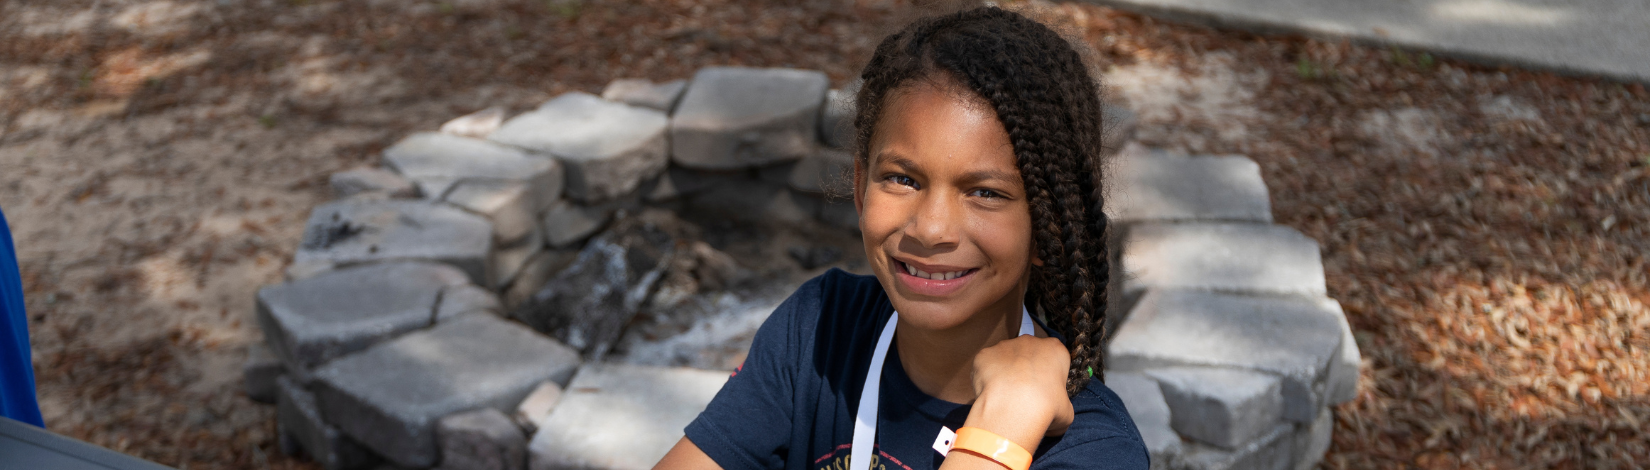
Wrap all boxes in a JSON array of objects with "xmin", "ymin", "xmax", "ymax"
[
  {"xmin": 886, "ymin": 175, "xmax": 918, "ymax": 189},
  {"xmin": 970, "ymin": 188, "xmax": 1005, "ymax": 199}
]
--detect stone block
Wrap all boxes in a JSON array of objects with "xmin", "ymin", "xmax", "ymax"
[
  {"xmin": 643, "ymin": 166, "xmax": 747, "ymax": 203},
  {"xmin": 1101, "ymin": 104, "xmax": 1138, "ymax": 156},
  {"xmin": 313, "ymin": 314, "xmax": 582, "ymax": 468},
  {"xmin": 514, "ymin": 215, "xmax": 679, "ymax": 359},
  {"xmin": 527, "ymin": 364, "xmax": 728, "ymax": 470},
  {"xmin": 502, "ymin": 249, "xmax": 578, "ymax": 311},
  {"xmin": 671, "ymin": 67, "xmax": 829, "ymax": 169},
  {"xmin": 1103, "ymin": 371, "xmax": 1182, "ymax": 470},
  {"xmin": 685, "ymin": 181, "xmax": 817, "ymax": 227},
  {"xmin": 817, "ymin": 81, "xmax": 858, "ymax": 149},
  {"xmin": 601, "ymin": 78, "xmax": 687, "ymax": 113},
  {"xmin": 492, "ymin": 229, "xmax": 544, "ymax": 290},
  {"xmin": 444, "ymin": 180, "xmax": 540, "ymax": 248},
  {"xmin": 256, "ymin": 262, "xmax": 468, "ymax": 373},
  {"xmin": 1146, "ymin": 366, "xmax": 1283, "ymax": 449},
  {"xmin": 787, "ymin": 148, "xmax": 853, "ymax": 195},
  {"xmin": 1120, "ymin": 223, "xmax": 1325, "ymax": 297},
  {"xmin": 540, "ymin": 199, "xmax": 611, "ymax": 248},
  {"xmin": 332, "ymin": 167, "xmax": 418, "ymax": 199},
  {"xmin": 815, "ymin": 195, "xmax": 860, "ymax": 232},
  {"xmin": 442, "ymin": 107, "xmax": 507, "ymax": 139},
  {"xmin": 294, "ymin": 200, "xmax": 497, "ymax": 286},
  {"xmin": 276, "ymin": 376, "xmax": 380, "ymax": 470},
  {"xmin": 1290, "ymin": 409, "xmax": 1333, "ymax": 470},
  {"xmin": 490, "ymin": 92, "xmax": 669, "ymax": 202},
  {"xmin": 1108, "ymin": 290, "xmax": 1344, "ymax": 423},
  {"xmin": 383, "ymin": 132, "xmax": 564, "ymax": 212},
  {"xmin": 1177, "ymin": 423, "xmax": 1293, "ymax": 470},
  {"xmin": 512, "ymin": 381, "xmax": 563, "ymax": 434},
  {"xmin": 435, "ymin": 284, "xmax": 503, "ymax": 323},
  {"xmin": 284, "ymin": 259, "xmax": 336, "ymax": 282},
  {"xmin": 1106, "ymin": 145, "xmax": 1272, "ymax": 224},
  {"xmin": 436, "ymin": 408, "xmax": 526, "ymax": 470},
  {"xmin": 244, "ymin": 342, "xmax": 284, "ymax": 404},
  {"xmin": 1320, "ymin": 299, "xmax": 1361, "ymax": 406}
]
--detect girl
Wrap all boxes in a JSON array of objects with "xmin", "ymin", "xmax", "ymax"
[{"xmin": 657, "ymin": 6, "xmax": 1147, "ymax": 470}]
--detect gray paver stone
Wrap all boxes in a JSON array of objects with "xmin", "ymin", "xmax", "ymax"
[
  {"xmin": 1104, "ymin": 371, "xmax": 1182, "ymax": 470},
  {"xmin": 1108, "ymin": 290, "xmax": 1343, "ymax": 423},
  {"xmin": 383, "ymin": 132, "xmax": 564, "ymax": 212},
  {"xmin": 1146, "ymin": 366, "xmax": 1283, "ymax": 449},
  {"xmin": 1320, "ymin": 298, "xmax": 1361, "ymax": 405},
  {"xmin": 293, "ymin": 200, "xmax": 496, "ymax": 286},
  {"xmin": 244, "ymin": 342, "xmax": 284, "ymax": 404},
  {"xmin": 787, "ymin": 148, "xmax": 853, "ymax": 195},
  {"xmin": 514, "ymin": 219, "xmax": 676, "ymax": 359},
  {"xmin": 1120, "ymin": 223, "xmax": 1325, "ymax": 296},
  {"xmin": 313, "ymin": 314, "xmax": 581, "ymax": 468},
  {"xmin": 490, "ymin": 92, "xmax": 669, "ymax": 202},
  {"xmin": 815, "ymin": 195, "xmax": 859, "ymax": 232},
  {"xmin": 442, "ymin": 107, "xmax": 507, "ymax": 139},
  {"xmin": 540, "ymin": 199, "xmax": 611, "ymax": 248},
  {"xmin": 435, "ymin": 284, "xmax": 503, "ymax": 323},
  {"xmin": 256, "ymin": 262, "xmax": 468, "ymax": 373},
  {"xmin": 671, "ymin": 67, "xmax": 829, "ymax": 169},
  {"xmin": 600, "ymin": 78, "xmax": 687, "ymax": 112},
  {"xmin": 1290, "ymin": 409, "xmax": 1333, "ymax": 470},
  {"xmin": 502, "ymin": 249, "xmax": 577, "ymax": 311},
  {"xmin": 1106, "ymin": 145, "xmax": 1272, "ymax": 224},
  {"xmin": 444, "ymin": 179, "xmax": 540, "ymax": 247},
  {"xmin": 436, "ymin": 408, "xmax": 526, "ymax": 470},
  {"xmin": 492, "ymin": 240, "xmax": 542, "ymax": 292},
  {"xmin": 643, "ymin": 167, "xmax": 748, "ymax": 203},
  {"xmin": 332, "ymin": 167, "xmax": 417, "ymax": 199},
  {"xmin": 1101, "ymin": 105, "xmax": 1139, "ymax": 156},
  {"xmin": 686, "ymin": 181, "xmax": 817, "ymax": 226},
  {"xmin": 817, "ymin": 80, "xmax": 859, "ymax": 149},
  {"xmin": 284, "ymin": 259, "xmax": 336, "ymax": 282},
  {"xmin": 512, "ymin": 381, "xmax": 563, "ymax": 434},
  {"xmin": 527, "ymin": 364, "xmax": 728, "ymax": 470},
  {"xmin": 1177, "ymin": 423, "xmax": 1293, "ymax": 470},
  {"xmin": 276, "ymin": 376, "xmax": 380, "ymax": 470}
]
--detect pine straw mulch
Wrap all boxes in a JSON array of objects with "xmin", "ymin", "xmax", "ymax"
[{"xmin": 2, "ymin": 0, "xmax": 1646, "ymax": 468}]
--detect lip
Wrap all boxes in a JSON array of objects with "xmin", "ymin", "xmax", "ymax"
[{"xmin": 890, "ymin": 256, "xmax": 977, "ymax": 298}]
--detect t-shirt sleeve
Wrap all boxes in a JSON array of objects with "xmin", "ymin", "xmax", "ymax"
[
  {"xmin": 1031, "ymin": 436, "xmax": 1150, "ymax": 470},
  {"xmin": 683, "ymin": 280, "xmax": 819, "ymax": 470}
]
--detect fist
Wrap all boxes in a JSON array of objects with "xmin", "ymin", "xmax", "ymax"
[{"xmin": 970, "ymin": 335, "xmax": 1076, "ymax": 438}]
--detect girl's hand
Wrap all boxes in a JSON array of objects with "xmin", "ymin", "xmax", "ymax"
[{"xmin": 965, "ymin": 335, "xmax": 1075, "ymax": 452}]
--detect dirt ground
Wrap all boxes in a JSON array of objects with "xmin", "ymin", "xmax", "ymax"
[{"xmin": 0, "ymin": 0, "xmax": 1645, "ymax": 469}]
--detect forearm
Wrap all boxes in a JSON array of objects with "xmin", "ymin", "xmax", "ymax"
[{"xmin": 937, "ymin": 386, "xmax": 1050, "ymax": 470}]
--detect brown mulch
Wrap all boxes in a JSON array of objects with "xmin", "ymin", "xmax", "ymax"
[{"xmin": 1, "ymin": 0, "xmax": 1645, "ymax": 469}]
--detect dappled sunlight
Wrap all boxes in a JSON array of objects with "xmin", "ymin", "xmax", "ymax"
[
  {"xmin": 111, "ymin": 1, "xmax": 208, "ymax": 35},
  {"xmin": 94, "ymin": 47, "xmax": 212, "ymax": 98}
]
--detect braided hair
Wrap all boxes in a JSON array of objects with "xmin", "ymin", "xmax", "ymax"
[{"xmin": 852, "ymin": 6, "xmax": 1111, "ymax": 395}]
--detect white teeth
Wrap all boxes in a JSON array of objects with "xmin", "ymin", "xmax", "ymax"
[{"xmin": 899, "ymin": 261, "xmax": 967, "ymax": 280}]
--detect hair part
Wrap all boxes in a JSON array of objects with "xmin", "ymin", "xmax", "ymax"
[{"xmin": 852, "ymin": 6, "xmax": 1111, "ymax": 395}]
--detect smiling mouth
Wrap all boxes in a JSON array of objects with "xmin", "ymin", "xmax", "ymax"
[{"xmin": 895, "ymin": 259, "xmax": 977, "ymax": 281}]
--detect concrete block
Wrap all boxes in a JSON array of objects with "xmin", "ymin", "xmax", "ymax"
[
  {"xmin": 256, "ymin": 262, "xmax": 468, "ymax": 373},
  {"xmin": 1146, "ymin": 367, "xmax": 1283, "ymax": 449},
  {"xmin": 444, "ymin": 180, "xmax": 540, "ymax": 248},
  {"xmin": 492, "ymin": 229, "xmax": 544, "ymax": 290},
  {"xmin": 442, "ymin": 107, "xmax": 507, "ymax": 139},
  {"xmin": 435, "ymin": 284, "xmax": 503, "ymax": 323},
  {"xmin": 490, "ymin": 92, "xmax": 669, "ymax": 202},
  {"xmin": 514, "ymin": 218, "xmax": 677, "ymax": 359},
  {"xmin": 1291, "ymin": 409, "xmax": 1332, "ymax": 470},
  {"xmin": 817, "ymin": 81, "xmax": 859, "ymax": 149},
  {"xmin": 1106, "ymin": 145, "xmax": 1272, "ymax": 224},
  {"xmin": 501, "ymin": 249, "xmax": 578, "ymax": 311},
  {"xmin": 512, "ymin": 381, "xmax": 563, "ymax": 434},
  {"xmin": 1103, "ymin": 371, "xmax": 1182, "ymax": 470},
  {"xmin": 244, "ymin": 342, "xmax": 284, "ymax": 404},
  {"xmin": 815, "ymin": 194, "xmax": 859, "ymax": 232},
  {"xmin": 601, "ymin": 78, "xmax": 687, "ymax": 113},
  {"xmin": 1178, "ymin": 423, "xmax": 1293, "ymax": 470},
  {"xmin": 1108, "ymin": 290, "xmax": 1345, "ymax": 423},
  {"xmin": 383, "ymin": 132, "xmax": 564, "ymax": 213},
  {"xmin": 314, "ymin": 314, "xmax": 582, "ymax": 468},
  {"xmin": 642, "ymin": 166, "xmax": 747, "ymax": 203},
  {"xmin": 276, "ymin": 376, "xmax": 380, "ymax": 470},
  {"xmin": 527, "ymin": 364, "xmax": 728, "ymax": 470},
  {"xmin": 284, "ymin": 259, "xmax": 336, "ymax": 282},
  {"xmin": 1101, "ymin": 104, "xmax": 1138, "ymax": 157},
  {"xmin": 786, "ymin": 148, "xmax": 853, "ymax": 195},
  {"xmin": 1320, "ymin": 299, "xmax": 1361, "ymax": 406},
  {"xmin": 686, "ymin": 181, "xmax": 817, "ymax": 227},
  {"xmin": 332, "ymin": 167, "xmax": 418, "ymax": 199},
  {"xmin": 671, "ymin": 67, "xmax": 829, "ymax": 169},
  {"xmin": 1120, "ymin": 223, "xmax": 1325, "ymax": 297},
  {"xmin": 540, "ymin": 199, "xmax": 611, "ymax": 248},
  {"xmin": 294, "ymin": 200, "xmax": 496, "ymax": 286},
  {"xmin": 436, "ymin": 408, "xmax": 526, "ymax": 470}
]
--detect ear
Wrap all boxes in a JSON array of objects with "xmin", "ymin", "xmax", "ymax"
[{"xmin": 1031, "ymin": 256, "xmax": 1044, "ymax": 267}]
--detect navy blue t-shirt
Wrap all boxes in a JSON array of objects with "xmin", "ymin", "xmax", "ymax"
[{"xmin": 685, "ymin": 269, "xmax": 1148, "ymax": 470}]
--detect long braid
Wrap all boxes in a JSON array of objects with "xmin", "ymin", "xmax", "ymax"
[{"xmin": 853, "ymin": 6, "xmax": 1112, "ymax": 395}]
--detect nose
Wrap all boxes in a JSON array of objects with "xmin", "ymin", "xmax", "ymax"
[{"xmin": 905, "ymin": 189, "xmax": 962, "ymax": 250}]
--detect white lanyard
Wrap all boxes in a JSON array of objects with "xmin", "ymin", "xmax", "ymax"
[{"xmin": 850, "ymin": 307, "xmax": 1035, "ymax": 470}]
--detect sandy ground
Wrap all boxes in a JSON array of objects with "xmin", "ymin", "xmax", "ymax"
[{"xmin": 2, "ymin": 0, "xmax": 1647, "ymax": 468}]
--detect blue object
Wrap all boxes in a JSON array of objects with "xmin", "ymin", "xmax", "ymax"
[{"xmin": 0, "ymin": 207, "xmax": 44, "ymax": 428}]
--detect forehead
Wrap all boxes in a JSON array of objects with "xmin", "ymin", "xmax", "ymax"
[{"xmin": 868, "ymin": 79, "xmax": 1018, "ymax": 176}]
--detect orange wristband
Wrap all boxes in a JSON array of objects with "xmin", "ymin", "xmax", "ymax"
[{"xmin": 952, "ymin": 427, "xmax": 1032, "ymax": 470}]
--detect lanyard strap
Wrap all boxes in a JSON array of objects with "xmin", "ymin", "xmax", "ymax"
[{"xmin": 850, "ymin": 308, "xmax": 1035, "ymax": 470}]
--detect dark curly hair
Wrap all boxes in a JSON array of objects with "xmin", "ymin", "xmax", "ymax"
[{"xmin": 852, "ymin": 6, "xmax": 1110, "ymax": 395}]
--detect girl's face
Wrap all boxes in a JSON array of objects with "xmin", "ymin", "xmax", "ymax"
[{"xmin": 856, "ymin": 78, "xmax": 1036, "ymax": 331}]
